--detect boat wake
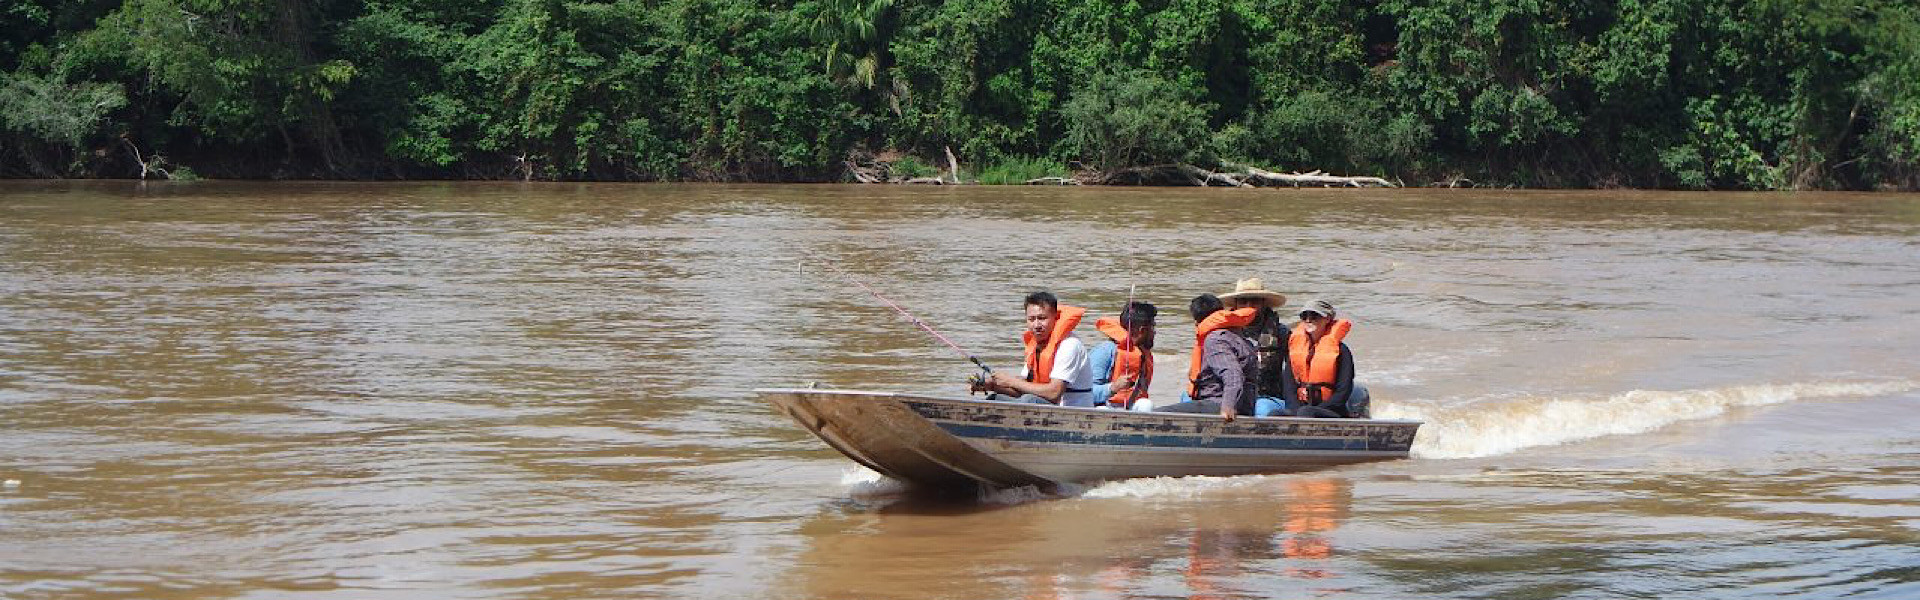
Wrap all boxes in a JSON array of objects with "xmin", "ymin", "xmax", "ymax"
[
  {"xmin": 845, "ymin": 465, "xmax": 1325, "ymax": 504},
  {"xmin": 828, "ymin": 380, "xmax": 1915, "ymax": 499},
  {"xmin": 1079, "ymin": 473, "xmax": 1293, "ymax": 500},
  {"xmin": 1378, "ymin": 379, "xmax": 1919, "ymax": 459},
  {"xmin": 839, "ymin": 466, "xmax": 1075, "ymax": 505}
]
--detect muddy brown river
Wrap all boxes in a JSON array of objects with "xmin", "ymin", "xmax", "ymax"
[{"xmin": 2, "ymin": 181, "xmax": 1917, "ymax": 599}]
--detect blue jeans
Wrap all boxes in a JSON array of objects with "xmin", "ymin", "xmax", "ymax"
[
  {"xmin": 988, "ymin": 393, "xmax": 1054, "ymax": 405},
  {"xmin": 1253, "ymin": 396, "xmax": 1292, "ymax": 417},
  {"xmin": 1284, "ymin": 385, "xmax": 1373, "ymax": 418}
]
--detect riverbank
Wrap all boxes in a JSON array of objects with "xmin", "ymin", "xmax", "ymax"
[
  {"xmin": 6, "ymin": 0, "xmax": 1918, "ymax": 192},
  {"xmin": 13, "ymin": 155, "xmax": 1918, "ymax": 191}
]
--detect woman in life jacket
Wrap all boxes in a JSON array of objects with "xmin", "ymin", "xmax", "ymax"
[{"xmin": 1282, "ymin": 299, "xmax": 1368, "ymax": 418}]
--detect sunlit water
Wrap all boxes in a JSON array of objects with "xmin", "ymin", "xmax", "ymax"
[{"xmin": 2, "ymin": 181, "xmax": 1916, "ymax": 599}]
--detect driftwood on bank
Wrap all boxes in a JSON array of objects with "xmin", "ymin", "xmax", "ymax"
[
  {"xmin": 845, "ymin": 160, "xmax": 884, "ymax": 183},
  {"xmin": 943, "ymin": 146, "xmax": 962, "ymax": 184},
  {"xmin": 1242, "ymin": 166, "xmax": 1396, "ymax": 188},
  {"xmin": 1083, "ymin": 163, "xmax": 1396, "ymax": 188},
  {"xmin": 844, "ymin": 152, "xmax": 961, "ymax": 184},
  {"xmin": 843, "ymin": 152, "xmax": 1394, "ymax": 188},
  {"xmin": 121, "ymin": 136, "xmax": 173, "ymax": 180},
  {"xmin": 1023, "ymin": 176, "xmax": 1080, "ymax": 185}
]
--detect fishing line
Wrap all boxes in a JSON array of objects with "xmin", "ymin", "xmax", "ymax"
[{"xmin": 803, "ymin": 259, "xmax": 993, "ymax": 376}]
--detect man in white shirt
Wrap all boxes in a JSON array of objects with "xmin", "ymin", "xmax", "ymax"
[{"xmin": 971, "ymin": 291, "xmax": 1095, "ymax": 406}]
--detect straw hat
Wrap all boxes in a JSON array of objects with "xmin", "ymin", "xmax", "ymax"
[{"xmin": 1218, "ymin": 278, "xmax": 1286, "ymax": 308}]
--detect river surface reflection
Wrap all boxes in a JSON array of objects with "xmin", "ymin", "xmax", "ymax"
[
  {"xmin": 789, "ymin": 476, "xmax": 1355, "ymax": 600},
  {"xmin": 1, "ymin": 181, "xmax": 1916, "ymax": 599}
]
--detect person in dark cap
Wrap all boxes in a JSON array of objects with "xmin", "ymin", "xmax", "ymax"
[{"xmin": 1281, "ymin": 299, "xmax": 1369, "ymax": 418}]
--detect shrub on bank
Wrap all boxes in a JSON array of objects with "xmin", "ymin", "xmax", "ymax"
[
  {"xmin": 1, "ymin": 0, "xmax": 1918, "ymax": 189},
  {"xmin": 975, "ymin": 156, "xmax": 1067, "ymax": 185},
  {"xmin": 889, "ymin": 155, "xmax": 938, "ymax": 179}
]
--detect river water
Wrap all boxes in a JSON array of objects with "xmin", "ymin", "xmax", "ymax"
[{"xmin": 2, "ymin": 181, "xmax": 1916, "ymax": 599}]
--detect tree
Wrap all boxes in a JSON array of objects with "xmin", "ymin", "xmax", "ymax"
[
  {"xmin": 1063, "ymin": 69, "xmax": 1213, "ymax": 168},
  {"xmin": 807, "ymin": 0, "xmax": 896, "ymax": 90},
  {"xmin": 0, "ymin": 72, "xmax": 125, "ymax": 176}
]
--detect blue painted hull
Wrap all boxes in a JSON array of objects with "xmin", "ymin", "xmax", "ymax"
[{"xmin": 759, "ymin": 389, "xmax": 1419, "ymax": 490}]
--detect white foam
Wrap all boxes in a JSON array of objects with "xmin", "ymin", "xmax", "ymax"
[
  {"xmin": 839, "ymin": 466, "xmax": 912, "ymax": 498},
  {"xmin": 980, "ymin": 483, "xmax": 1070, "ymax": 505},
  {"xmin": 1378, "ymin": 380, "xmax": 1919, "ymax": 459},
  {"xmin": 837, "ymin": 466, "xmax": 1079, "ymax": 504},
  {"xmin": 1079, "ymin": 474, "xmax": 1280, "ymax": 500}
]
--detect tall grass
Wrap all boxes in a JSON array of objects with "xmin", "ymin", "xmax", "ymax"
[
  {"xmin": 975, "ymin": 155, "xmax": 1067, "ymax": 185},
  {"xmin": 889, "ymin": 156, "xmax": 938, "ymax": 179}
]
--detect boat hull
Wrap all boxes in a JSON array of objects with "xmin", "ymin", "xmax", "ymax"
[{"xmin": 759, "ymin": 388, "xmax": 1419, "ymax": 490}]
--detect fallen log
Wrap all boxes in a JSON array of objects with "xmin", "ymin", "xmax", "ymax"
[
  {"xmin": 1023, "ymin": 176, "xmax": 1080, "ymax": 185},
  {"xmin": 1186, "ymin": 164, "xmax": 1252, "ymax": 188},
  {"xmin": 1081, "ymin": 163, "xmax": 1391, "ymax": 188},
  {"xmin": 845, "ymin": 160, "xmax": 883, "ymax": 183},
  {"xmin": 1244, "ymin": 166, "xmax": 1395, "ymax": 188}
]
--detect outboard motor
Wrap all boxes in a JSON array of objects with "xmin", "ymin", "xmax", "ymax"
[{"xmin": 1346, "ymin": 384, "xmax": 1372, "ymax": 419}]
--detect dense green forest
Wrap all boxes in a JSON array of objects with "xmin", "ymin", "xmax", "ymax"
[{"xmin": 2, "ymin": 0, "xmax": 1917, "ymax": 189}]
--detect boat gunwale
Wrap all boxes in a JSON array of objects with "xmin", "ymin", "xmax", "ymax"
[{"xmin": 753, "ymin": 387, "xmax": 1424, "ymax": 426}]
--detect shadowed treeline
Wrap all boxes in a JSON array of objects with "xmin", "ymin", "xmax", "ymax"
[{"xmin": 2, "ymin": 0, "xmax": 1918, "ymax": 189}]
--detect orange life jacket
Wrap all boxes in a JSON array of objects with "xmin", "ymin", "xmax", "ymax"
[
  {"xmin": 1186, "ymin": 307, "xmax": 1258, "ymax": 396},
  {"xmin": 1022, "ymin": 305, "xmax": 1086, "ymax": 384},
  {"xmin": 1287, "ymin": 319, "xmax": 1351, "ymax": 403},
  {"xmin": 1094, "ymin": 316, "xmax": 1152, "ymax": 408}
]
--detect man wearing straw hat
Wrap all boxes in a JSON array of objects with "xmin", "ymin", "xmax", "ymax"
[{"xmin": 1217, "ymin": 278, "xmax": 1291, "ymax": 416}]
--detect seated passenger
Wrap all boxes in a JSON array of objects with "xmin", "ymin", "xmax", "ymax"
[
  {"xmin": 1281, "ymin": 299, "xmax": 1369, "ymax": 418},
  {"xmin": 1155, "ymin": 294, "xmax": 1258, "ymax": 421},
  {"xmin": 1088, "ymin": 301, "xmax": 1157, "ymax": 411},
  {"xmin": 971, "ymin": 291, "xmax": 1095, "ymax": 406},
  {"xmin": 1182, "ymin": 294, "xmax": 1257, "ymax": 401},
  {"xmin": 1217, "ymin": 278, "xmax": 1290, "ymax": 416}
]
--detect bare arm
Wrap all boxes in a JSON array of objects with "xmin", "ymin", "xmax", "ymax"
[{"xmin": 1002, "ymin": 376, "xmax": 1066, "ymax": 402}]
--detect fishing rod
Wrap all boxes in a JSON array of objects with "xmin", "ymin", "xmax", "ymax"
[
  {"xmin": 806, "ymin": 260, "xmax": 994, "ymax": 377},
  {"xmin": 1117, "ymin": 282, "xmax": 1147, "ymax": 408}
]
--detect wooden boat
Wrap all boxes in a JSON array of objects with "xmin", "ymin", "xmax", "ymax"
[{"xmin": 758, "ymin": 388, "xmax": 1421, "ymax": 491}]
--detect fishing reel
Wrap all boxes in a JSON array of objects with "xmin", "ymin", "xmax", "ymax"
[{"xmin": 966, "ymin": 372, "xmax": 989, "ymax": 395}]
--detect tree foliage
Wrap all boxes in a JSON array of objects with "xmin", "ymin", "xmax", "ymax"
[
  {"xmin": 1063, "ymin": 70, "xmax": 1213, "ymax": 168},
  {"xmin": 0, "ymin": 0, "xmax": 1916, "ymax": 189}
]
